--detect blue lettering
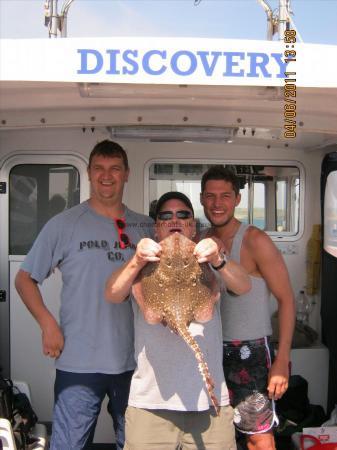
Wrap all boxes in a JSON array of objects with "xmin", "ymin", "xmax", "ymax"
[
  {"xmin": 142, "ymin": 50, "xmax": 166, "ymax": 75},
  {"xmin": 271, "ymin": 53, "xmax": 287, "ymax": 78},
  {"xmin": 122, "ymin": 50, "xmax": 139, "ymax": 75},
  {"xmin": 223, "ymin": 52, "xmax": 245, "ymax": 77},
  {"xmin": 77, "ymin": 49, "xmax": 103, "ymax": 74},
  {"xmin": 77, "ymin": 47, "xmax": 285, "ymax": 80},
  {"xmin": 197, "ymin": 51, "xmax": 221, "ymax": 76},
  {"xmin": 106, "ymin": 50, "xmax": 120, "ymax": 74},
  {"xmin": 171, "ymin": 51, "xmax": 197, "ymax": 76},
  {"xmin": 247, "ymin": 52, "xmax": 271, "ymax": 78}
]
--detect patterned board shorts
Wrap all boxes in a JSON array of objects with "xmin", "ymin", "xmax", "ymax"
[{"xmin": 223, "ymin": 337, "xmax": 279, "ymax": 435}]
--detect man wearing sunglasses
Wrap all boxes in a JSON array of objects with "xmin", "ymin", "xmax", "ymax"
[
  {"xmin": 105, "ymin": 191, "xmax": 251, "ymax": 450},
  {"xmin": 15, "ymin": 140, "xmax": 154, "ymax": 450}
]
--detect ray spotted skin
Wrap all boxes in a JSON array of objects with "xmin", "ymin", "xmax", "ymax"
[{"xmin": 133, "ymin": 232, "xmax": 220, "ymax": 414}]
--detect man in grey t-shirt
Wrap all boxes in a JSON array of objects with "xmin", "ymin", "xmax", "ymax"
[
  {"xmin": 15, "ymin": 140, "xmax": 153, "ymax": 450},
  {"xmin": 105, "ymin": 191, "xmax": 251, "ymax": 450}
]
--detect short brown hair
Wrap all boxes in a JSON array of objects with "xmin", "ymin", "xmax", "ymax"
[
  {"xmin": 88, "ymin": 140, "xmax": 129, "ymax": 170},
  {"xmin": 201, "ymin": 165, "xmax": 240, "ymax": 196}
]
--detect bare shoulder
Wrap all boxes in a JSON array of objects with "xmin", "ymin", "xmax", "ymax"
[
  {"xmin": 244, "ymin": 226, "xmax": 284, "ymax": 272},
  {"xmin": 244, "ymin": 225, "xmax": 273, "ymax": 248},
  {"xmin": 243, "ymin": 226, "xmax": 281, "ymax": 267}
]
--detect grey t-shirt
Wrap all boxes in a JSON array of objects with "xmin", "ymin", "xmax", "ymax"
[
  {"xmin": 128, "ymin": 298, "xmax": 229, "ymax": 411},
  {"xmin": 21, "ymin": 201, "xmax": 154, "ymax": 374}
]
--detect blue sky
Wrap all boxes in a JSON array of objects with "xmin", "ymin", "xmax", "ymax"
[{"xmin": 0, "ymin": 0, "xmax": 336, "ymax": 45}]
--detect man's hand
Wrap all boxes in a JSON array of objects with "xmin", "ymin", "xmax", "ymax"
[
  {"xmin": 194, "ymin": 237, "xmax": 224, "ymax": 266},
  {"xmin": 41, "ymin": 316, "xmax": 64, "ymax": 358},
  {"xmin": 267, "ymin": 358, "xmax": 289, "ymax": 400},
  {"xmin": 134, "ymin": 238, "xmax": 162, "ymax": 265}
]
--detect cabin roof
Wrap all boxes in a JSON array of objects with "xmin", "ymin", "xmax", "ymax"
[{"xmin": 0, "ymin": 37, "xmax": 337, "ymax": 151}]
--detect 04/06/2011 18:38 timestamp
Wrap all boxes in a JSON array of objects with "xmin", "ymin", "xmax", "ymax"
[{"xmin": 284, "ymin": 29, "xmax": 296, "ymax": 138}]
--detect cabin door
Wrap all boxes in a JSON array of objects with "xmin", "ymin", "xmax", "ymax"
[
  {"xmin": 321, "ymin": 151, "xmax": 337, "ymax": 415},
  {"xmin": 0, "ymin": 153, "xmax": 89, "ymax": 421}
]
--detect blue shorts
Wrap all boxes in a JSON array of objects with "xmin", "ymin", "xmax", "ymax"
[
  {"xmin": 49, "ymin": 369, "xmax": 133, "ymax": 450},
  {"xmin": 223, "ymin": 337, "xmax": 279, "ymax": 434}
]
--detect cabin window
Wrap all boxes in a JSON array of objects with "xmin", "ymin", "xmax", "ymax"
[
  {"xmin": 147, "ymin": 162, "xmax": 301, "ymax": 239},
  {"xmin": 237, "ymin": 183, "xmax": 249, "ymax": 225},
  {"xmin": 253, "ymin": 183, "xmax": 266, "ymax": 229},
  {"xmin": 276, "ymin": 180, "xmax": 287, "ymax": 232},
  {"xmin": 9, "ymin": 164, "xmax": 80, "ymax": 255},
  {"xmin": 324, "ymin": 171, "xmax": 337, "ymax": 258}
]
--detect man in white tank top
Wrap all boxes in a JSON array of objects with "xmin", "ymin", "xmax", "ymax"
[{"xmin": 200, "ymin": 166, "xmax": 296, "ymax": 450}]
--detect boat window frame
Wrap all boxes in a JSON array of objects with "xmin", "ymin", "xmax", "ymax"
[{"xmin": 144, "ymin": 158, "xmax": 305, "ymax": 242}]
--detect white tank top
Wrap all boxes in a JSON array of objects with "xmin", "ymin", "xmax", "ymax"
[{"xmin": 221, "ymin": 223, "xmax": 272, "ymax": 341}]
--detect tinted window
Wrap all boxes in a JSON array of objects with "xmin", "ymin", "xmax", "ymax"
[{"xmin": 9, "ymin": 164, "xmax": 80, "ymax": 254}]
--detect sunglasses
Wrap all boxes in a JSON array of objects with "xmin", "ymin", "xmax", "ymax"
[
  {"xmin": 157, "ymin": 210, "xmax": 193, "ymax": 221},
  {"xmin": 115, "ymin": 218, "xmax": 130, "ymax": 249}
]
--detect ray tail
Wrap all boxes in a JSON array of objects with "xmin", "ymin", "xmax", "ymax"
[{"xmin": 176, "ymin": 324, "xmax": 220, "ymax": 415}]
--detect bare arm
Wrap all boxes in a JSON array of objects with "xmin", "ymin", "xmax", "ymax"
[
  {"xmin": 105, "ymin": 238, "xmax": 161, "ymax": 303},
  {"xmin": 246, "ymin": 228, "xmax": 295, "ymax": 400},
  {"xmin": 194, "ymin": 237, "xmax": 251, "ymax": 295},
  {"xmin": 15, "ymin": 269, "xmax": 64, "ymax": 358}
]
